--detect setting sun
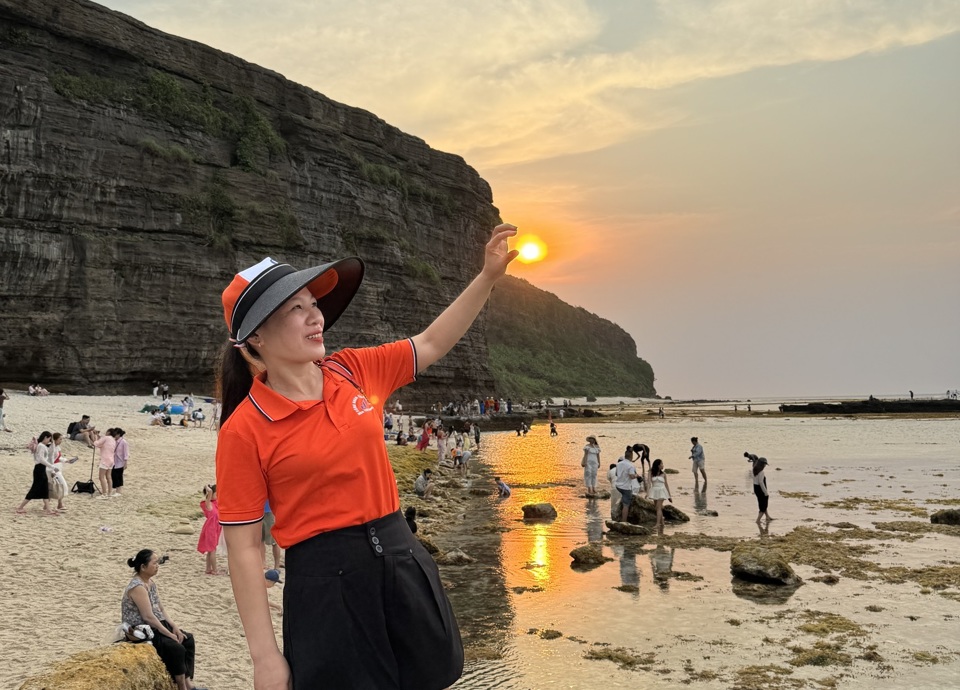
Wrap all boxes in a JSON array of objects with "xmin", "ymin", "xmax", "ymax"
[{"xmin": 515, "ymin": 235, "xmax": 548, "ymax": 264}]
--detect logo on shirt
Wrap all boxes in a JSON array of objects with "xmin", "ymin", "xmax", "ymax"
[{"xmin": 352, "ymin": 395, "xmax": 374, "ymax": 416}]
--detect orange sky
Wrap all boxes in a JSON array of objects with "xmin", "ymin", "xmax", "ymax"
[{"xmin": 101, "ymin": 1, "xmax": 960, "ymax": 397}]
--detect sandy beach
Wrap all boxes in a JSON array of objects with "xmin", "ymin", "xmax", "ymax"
[
  {"xmin": 0, "ymin": 391, "xmax": 255, "ymax": 687},
  {"xmin": 0, "ymin": 390, "xmax": 492, "ymax": 688}
]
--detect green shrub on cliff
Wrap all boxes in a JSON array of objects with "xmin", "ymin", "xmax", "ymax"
[
  {"xmin": 50, "ymin": 69, "xmax": 284, "ymax": 175},
  {"xmin": 486, "ymin": 276, "xmax": 655, "ymax": 399}
]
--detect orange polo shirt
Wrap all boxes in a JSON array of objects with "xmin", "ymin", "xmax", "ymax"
[{"xmin": 216, "ymin": 339, "xmax": 417, "ymax": 549}]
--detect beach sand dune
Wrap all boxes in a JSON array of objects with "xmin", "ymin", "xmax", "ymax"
[{"xmin": 0, "ymin": 392, "xmax": 262, "ymax": 689}]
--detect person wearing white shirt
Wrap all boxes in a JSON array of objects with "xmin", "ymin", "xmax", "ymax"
[
  {"xmin": 614, "ymin": 449, "xmax": 639, "ymax": 522},
  {"xmin": 16, "ymin": 431, "xmax": 58, "ymax": 515}
]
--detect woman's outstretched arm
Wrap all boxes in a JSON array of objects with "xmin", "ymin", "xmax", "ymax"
[{"xmin": 412, "ymin": 224, "xmax": 517, "ymax": 372}]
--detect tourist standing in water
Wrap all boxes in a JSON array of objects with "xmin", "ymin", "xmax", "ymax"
[
  {"xmin": 215, "ymin": 224, "xmax": 517, "ymax": 690},
  {"xmin": 689, "ymin": 436, "xmax": 706, "ymax": 484},
  {"xmin": 752, "ymin": 457, "xmax": 774, "ymax": 523},
  {"xmin": 647, "ymin": 459, "xmax": 673, "ymax": 535},
  {"xmin": 581, "ymin": 435, "xmax": 601, "ymax": 497}
]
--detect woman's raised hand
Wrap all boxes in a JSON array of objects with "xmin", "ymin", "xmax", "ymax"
[{"xmin": 481, "ymin": 224, "xmax": 519, "ymax": 280}]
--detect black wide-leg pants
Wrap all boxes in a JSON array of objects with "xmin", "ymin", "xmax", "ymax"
[{"xmin": 283, "ymin": 511, "xmax": 463, "ymax": 690}]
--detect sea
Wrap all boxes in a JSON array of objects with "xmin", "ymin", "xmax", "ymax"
[{"xmin": 454, "ymin": 411, "xmax": 960, "ymax": 689}]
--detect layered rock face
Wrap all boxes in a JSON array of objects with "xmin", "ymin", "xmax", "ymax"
[{"xmin": 0, "ymin": 0, "xmax": 498, "ymax": 397}]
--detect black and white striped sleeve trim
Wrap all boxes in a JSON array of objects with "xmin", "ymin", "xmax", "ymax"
[
  {"xmin": 407, "ymin": 337, "xmax": 419, "ymax": 378},
  {"xmin": 219, "ymin": 515, "xmax": 264, "ymax": 527}
]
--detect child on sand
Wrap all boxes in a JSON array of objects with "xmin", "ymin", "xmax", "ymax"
[{"xmin": 198, "ymin": 484, "xmax": 222, "ymax": 574}]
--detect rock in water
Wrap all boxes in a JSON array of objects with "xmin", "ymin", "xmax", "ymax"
[
  {"xmin": 604, "ymin": 520, "xmax": 651, "ymax": 536},
  {"xmin": 610, "ymin": 497, "xmax": 690, "ymax": 524},
  {"xmin": 436, "ymin": 549, "xmax": 475, "ymax": 565},
  {"xmin": 522, "ymin": 503, "xmax": 558, "ymax": 520},
  {"xmin": 569, "ymin": 543, "xmax": 612, "ymax": 566},
  {"xmin": 931, "ymin": 509, "xmax": 960, "ymax": 526},
  {"xmin": 730, "ymin": 543, "xmax": 802, "ymax": 586}
]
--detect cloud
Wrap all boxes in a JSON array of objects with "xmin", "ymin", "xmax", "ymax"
[{"xmin": 102, "ymin": 1, "xmax": 960, "ymax": 167}]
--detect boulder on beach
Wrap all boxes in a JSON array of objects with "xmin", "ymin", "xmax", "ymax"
[
  {"xmin": 436, "ymin": 548, "xmax": 475, "ymax": 565},
  {"xmin": 170, "ymin": 523, "xmax": 194, "ymax": 535},
  {"xmin": 604, "ymin": 519, "xmax": 652, "ymax": 536},
  {"xmin": 20, "ymin": 643, "xmax": 169, "ymax": 690},
  {"xmin": 730, "ymin": 543, "xmax": 802, "ymax": 586},
  {"xmin": 611, "ymin": 497, "xmax": 689, "ymax": 525},
  {"xmin": 570, "ymin": 542, "xmax": 612, "ymax": 566},
  {"xmin": 931, "ymin": 509, "xmax": 960, "ymax": 526},
  {"xmin": 522, "ymin": 503, "xmax": 558, "ymax": 520}
]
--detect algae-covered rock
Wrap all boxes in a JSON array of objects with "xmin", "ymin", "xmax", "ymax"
[
  {"xmin": 570, "ymin": 542, "xmax": 612, "ymax": 566},
  {"xmin": 605, "ymin": 519, "xmax": 652, "ymax": 536},
  {"xmin": 436, "ymin": 548, "xmax": 475, "ymax": 565},
  {"xmin": 20, "ymin": 643, "xmax": 170, "ymax": 690},
  {"xmin": 931, "ymin": 509, "xmax": 960, "ymax": 526},
  {"xmin": 522, "ymin": 503, "xmax": 558, "ymax": 520},
  {"xmin": 611, "ymin": 496, "xmax": 689, "ymax": 524},
  {"xmin": 417, "ymin": 535, "xmax": 440, "ymax": 555},
  {"xmin": 730, "ymin": 542, "xmax": 802, "ymax": 586}
]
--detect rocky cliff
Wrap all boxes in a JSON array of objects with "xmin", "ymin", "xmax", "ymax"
[
  {"xmin": 488, "ymin": 276, "xmax": 656, "ymax": 399},
  {"xmin": 0, "ymin": 0, "xmax": 654, "ymax": 401}
]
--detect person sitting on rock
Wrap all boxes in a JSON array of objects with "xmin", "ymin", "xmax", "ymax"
[{"xmin": 414, "ymin": 469, "xmax": 433, "ymax": 499}]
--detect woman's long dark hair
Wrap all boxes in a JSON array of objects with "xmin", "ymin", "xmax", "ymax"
[
  {"xmin": 127, "ymin": 549, "xmax": 154, "ymax": 573},
  {"xmin": 651, "ymin": 459, "xmax": 664, "ymax": 477},
  {"xmin": 216, "ymin": 341, "xmax": 263, "ymax": 425},
  {"xmin": 753, "ymin": 459, "xmax": 767, "ymax": 476},
  {"xmin": 37, "ymin": 430, "xmax": 52, "ymax": 443}
]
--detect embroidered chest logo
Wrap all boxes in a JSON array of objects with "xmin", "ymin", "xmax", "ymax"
[{"xmin": 352, "ymin": 394, "xmax": 374, "ymax": 416}]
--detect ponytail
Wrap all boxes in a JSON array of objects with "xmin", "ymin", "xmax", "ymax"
[{"xmin": 216, "ymin": 341, "xmax": 261, "ymax": 426}]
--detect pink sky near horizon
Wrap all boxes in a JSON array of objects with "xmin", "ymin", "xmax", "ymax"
[{"xmin": 99, "ymin": 0, "xmax": 960, "ymax": 398}]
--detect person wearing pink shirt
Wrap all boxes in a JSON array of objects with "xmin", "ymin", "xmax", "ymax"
[{"xmin": 95, "ymin": 428, "xmax": 119, "ymax": 498}]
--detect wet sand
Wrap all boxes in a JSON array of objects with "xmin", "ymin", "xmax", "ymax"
[{"xmin": 455, "ymin": 415, "xmax": 960, "ymax": 689}]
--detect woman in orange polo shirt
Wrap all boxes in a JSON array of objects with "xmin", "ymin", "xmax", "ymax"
[{"xmin": 216, "ymin": 224, "xmax": 517, "ymax": 690}]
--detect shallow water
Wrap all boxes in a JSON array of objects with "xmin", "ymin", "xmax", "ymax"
[{"xmin": 455, "ymin": 416, "xmax": 960, "ymax": 689}]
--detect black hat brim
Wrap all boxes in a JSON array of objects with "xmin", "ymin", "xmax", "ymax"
[{"xmin": 235, "ymin": 257, "xmax": 364, "ymax": 343}]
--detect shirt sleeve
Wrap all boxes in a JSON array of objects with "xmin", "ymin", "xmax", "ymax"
[
  {"xmin": 215, "ymin": 429, "xmax": 267, "ymax": 526},
  {"xmin": 329, "ymin": 339, "xmax": 417, "ymax": 410}
]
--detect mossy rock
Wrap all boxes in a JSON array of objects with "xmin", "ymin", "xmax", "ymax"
[
  {"xmin": 931, "ymin": 509, "xmax": 960, "ymax": 526},
  {"xmin": 20, "ymin": 643, "xmax": 170, "ymax": 689},
  {"xmin": 570, "ymin": 542, "xmax": 612, "ymax": 566},
  {"xmin": 730, "ymin": 542, "xmax": 803, "ymax": 586}
]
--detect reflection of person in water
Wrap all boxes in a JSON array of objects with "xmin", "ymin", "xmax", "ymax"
[
  {"xmin": 617, "ymin": 543, "xmax": 641, "ymax": 591},
  {"xmin": 585, "ymin": 499, "xmax": 603, "ymax": 543},
  {"xmin": 650, "ymin": 545, "xmax": 675, "ymax": 588},
  {"xmin": 694, "ymin": 483, "xmax": 708, "ymax": 514}
]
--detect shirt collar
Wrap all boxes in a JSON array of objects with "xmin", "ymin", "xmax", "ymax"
[{"xmin": 248, "ymin": 369, "xmax": 325, "ymax": 422}]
